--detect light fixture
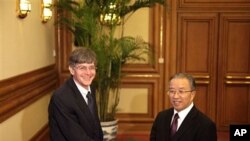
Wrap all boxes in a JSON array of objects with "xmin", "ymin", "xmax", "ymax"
[
  {"xmin": 17, "ymin": 0, "xmax": 31, "ymax": 18},
  {"xmin": 100, "ymin": 3, "xmax": 121, "ymax": 25},
  {"xmin": 41, "ymin": 0, "xmax": 53, "ymax": 23}
]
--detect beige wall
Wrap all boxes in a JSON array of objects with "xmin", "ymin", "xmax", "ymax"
[
  {"xmin": 117, "ymin": 9, "xmax": 151, "ymax": 113},
  {"xmin": 116, "ymin": 9, "xmax": 149, "ymax": 42},
  {"xmin": 0, "ymin": 94, "xmax": 51, "ymax": 141},
  {"xmin": 0, "ymin": 0, "xmax": 55, "ymax": 79},
  {"xmin": 0, "ymin": 0, "xmax": 55, "ymax": 140}
]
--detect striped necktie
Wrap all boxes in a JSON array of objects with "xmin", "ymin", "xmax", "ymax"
[
  {"xmin": 86, "ymin": 91, "xmax": 95, "ymax": 116},
  {"xmin": 170, "ymin": 113, "xmax": 179, "ymax": 136}
]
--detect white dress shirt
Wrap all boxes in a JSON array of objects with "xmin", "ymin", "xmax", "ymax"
[
  {"xmin": 73, "ymin": 79, "xmax": 91, "ymax": 104},
  {"xmin": 172, "ymin": 102, "xmax": 194, "ymax": 130}
]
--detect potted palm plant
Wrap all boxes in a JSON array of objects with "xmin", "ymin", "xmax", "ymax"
[{"xmin": 56, "ymin": 0, "xmax": 165, "ymax": 140}]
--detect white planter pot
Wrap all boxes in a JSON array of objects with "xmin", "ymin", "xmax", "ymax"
[{"xmin": 101, "ymin": 119, "xmax": 118, "ymax": 141}]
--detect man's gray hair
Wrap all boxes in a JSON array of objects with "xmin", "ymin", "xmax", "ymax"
[
  {"xmin": 68, "ymin": 47, "xmax": 97, "ymax": 67},
  {"xmin": 170, "ymin": 73, "xmax": 196, "ymax": 90}
]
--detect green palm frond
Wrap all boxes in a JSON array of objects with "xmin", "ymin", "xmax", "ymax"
[{"xmin": 120, "ymin": 0, "xmax": 165, "ymax": 16}]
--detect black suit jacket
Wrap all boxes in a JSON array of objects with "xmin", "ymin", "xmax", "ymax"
[
  {"xmin": 48, "ymin": 77, "xmax": 103, "ymax": 141},
  {"xmin": 150, "ymin": 106, "xmax": 217, "ymax": 141}
]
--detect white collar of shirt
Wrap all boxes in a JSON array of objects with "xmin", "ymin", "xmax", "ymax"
[
  {"xmin": 73, "ymin": 79, "xmax": 91, "ymax": 103},
  {"xmin": 173, "ymin": 102, "xmax": 194, "ymax": 130}
]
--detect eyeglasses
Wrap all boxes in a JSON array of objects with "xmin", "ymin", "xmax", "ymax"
[
  {"xmin": 74, "ymin": 65, "xmax": 97, "ymax": 72},
  {"xmin": 167, "ymin": 89, "xmax": 193, "ymax": 96}
]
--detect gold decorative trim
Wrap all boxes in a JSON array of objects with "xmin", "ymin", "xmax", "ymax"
[
  {"xmin": 196, "ymin": 80, "xmax": 210, "ymax": 84},
  {"xmin": 226, "ymin": 76, "xmax": 250, "ymax": 79},
  {"xmin": 225, "ymin": 81, "xmax": 250, "ymax": 84},
  {"xmin": 125, "ymin": 74, "xmax": 160, "ymax": 78},
  {"xmin": 193, "ymin": 75, "xmax": 210, "ymax": 79}
]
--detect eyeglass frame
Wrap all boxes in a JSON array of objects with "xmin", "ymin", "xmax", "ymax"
[
  {"xmin": 74, "ymin": 65, "xmax": 97, "ymax": 72},
  {"xmin": 167, "ymin": 89, "xmax": 194, "ymax": 96}
]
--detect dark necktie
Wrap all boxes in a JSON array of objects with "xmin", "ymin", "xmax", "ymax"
[
  {"xmin": 170, "ymin": 113, "xmax": 179, "ymax": 136},
  {"xmin": 86, "ymin": 91, "xmax": 95, "ymax": 116}
]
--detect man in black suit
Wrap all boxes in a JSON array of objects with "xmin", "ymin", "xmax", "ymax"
[
  {"xmin": 150, "ymin": 73, "xmax": 217, "ymax": 141},
  {"xmin": 48, "ymin": 47, "xmax": 103, "ymax": 141}
]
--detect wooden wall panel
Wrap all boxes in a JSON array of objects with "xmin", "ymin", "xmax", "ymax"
[
  {"xmin": 178, "ymin": 0, "xmax": 250, "ymax": 9},
  {"xmin": 0, "ymin": 65, "xmax": 57, "ymax": 123},
  {"xmin": 217, "ymin": 13, "xmax": 250, "ymax": 130},
  {"xmin": 177, "ymin": 13, "xmax": 218, "ymax": 73},
  {"xmin": 193, "ymin": 85, "xmax": 209, "ymax": 114},
  {"xmin": 30, "ymin": 123, "xmax": 50, "ymax": 141},
  {"xmin": 176, "ymin": 12, "xmax": 218, "ymax": 120},
  {"xmin": 116, "ymin": 75, "xmax": 161, "ymax": 133},
  {"xmin": 225, "ymin": 86, "xmax": 249, "ymax": 123},
  {"xmin": 223, "ymin": 15, "xmax": 250, "ymax": 73}
]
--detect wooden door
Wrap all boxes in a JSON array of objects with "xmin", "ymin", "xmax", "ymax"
[
  {"xmin": 217, "ymin": 13, "xmax": 250, "ymax": 130},
  {"xmin": 176, "ymin": 12, "xmax": 219, "ymax": 121},
  {"xmin": 171, "ymin": 0, "xmax": 250, "ymax": 131}
]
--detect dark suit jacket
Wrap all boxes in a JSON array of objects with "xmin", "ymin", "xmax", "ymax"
[
  {"xmin": 150, "ymin": 106, "xmax": 217, "ymax": 141},
  {"xmin": 48, "ymin": 77, "xmax": 103, "ymax": 141}
]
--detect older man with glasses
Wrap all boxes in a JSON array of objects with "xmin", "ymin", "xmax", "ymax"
[{"xmin": 150, "ymin": 73, "xmax": 217, "ymax": 141}]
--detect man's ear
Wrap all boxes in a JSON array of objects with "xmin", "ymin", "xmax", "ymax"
[
  {"xmin": 69, "ymin": 66, "xmax": 74, "ymax": 75},
  {"xmin": 191, "ymin": 90, "xmax": 196, "ymax": 96}
]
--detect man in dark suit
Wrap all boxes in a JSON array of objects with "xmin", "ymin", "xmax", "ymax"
[
  {"xmin": 48, "ymin": 47, "xmax": 103, "ymax": 141},
  {"xmin": 150, "ymin": 73, "xmax": 217, "ymax": 141}
]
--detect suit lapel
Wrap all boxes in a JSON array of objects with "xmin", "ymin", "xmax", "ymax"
[
  {"xmin": 68, "ymin": 78, "xmax": 99, "ymax": 128},
  {"xmin": 90, "ymin": 87, "xmax": 102, "ymax": 122},
  {"xmin": 162, "ymin": 109, "xmax": 175, "ymax": 141}
]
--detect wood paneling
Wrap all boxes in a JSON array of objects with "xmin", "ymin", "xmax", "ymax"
[
  {"xmin": 55, "ymin": 10, "xmax": 73, "ymax": 84},
  {"xmin": 177, "ymin": 12, "xmax": 218, "ymax": 73},
  {"xmin": 177, "ymin": 12, "xmax": 218, "ymax": 120},
  {"xmin": 118, "ymin": 76, "xmax": 160, "ymax": 120},
  {"xmin": 178, "ymin": 0, "xmax": 250, "ymax": 9},
  {"xmin": 172, "ymin": 0, "xmax": 250, "ymax": 131},
  {"xmin": 217, "ymin": 13, "xmax": 250, "ymax": 130},
  {"xmin": 0, "ymin": 65, "xmax": 57, "ymax": 123},
  {"xmin": 194, "ymin": 85, "xmax": 209, "ymax": 114},
  {"xmin": 30, "ymin": 123, "xmax": 50, "ymax": 141}
]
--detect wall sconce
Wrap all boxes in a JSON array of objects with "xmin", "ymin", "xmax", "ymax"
[
  {"xmin": 17, "ymin": 0, "xmax": 31, "ymax": 18},
  {"xmin": 100, "ymin": 3, "xmax": 121, "ymax": 25},
  {"xmin": 41, "ymin": 0, "xmax": 53, "ymax": 23}
]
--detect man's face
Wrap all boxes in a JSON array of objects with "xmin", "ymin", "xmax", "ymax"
[
  {"xmin": 168, "ymin": 78, "xmax": 196, "ymax": 112},
  {"xmin": 69, "ymin": 63, "xmax": 96, "ymax": 89}
]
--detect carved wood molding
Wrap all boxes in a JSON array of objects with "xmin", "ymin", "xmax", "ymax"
[
  {"xmin": 178, "ymin": 0, "xmax": 250, "ymax": 9},
  {"xmin": 0, "ymin": 65, "xmax": 57, "ymax": 123},
  {"xmin": 30, "ymin": 123, "xmax": 50, "ymax": 141}
]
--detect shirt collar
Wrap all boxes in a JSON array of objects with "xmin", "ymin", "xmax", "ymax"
[
  {"xmin": 73, "ymin": 79, "xmax": 91, "ymax": 96},
  {"xmin": 174, "ymin": 102, "xmax": 194, "ymax": 119}
]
